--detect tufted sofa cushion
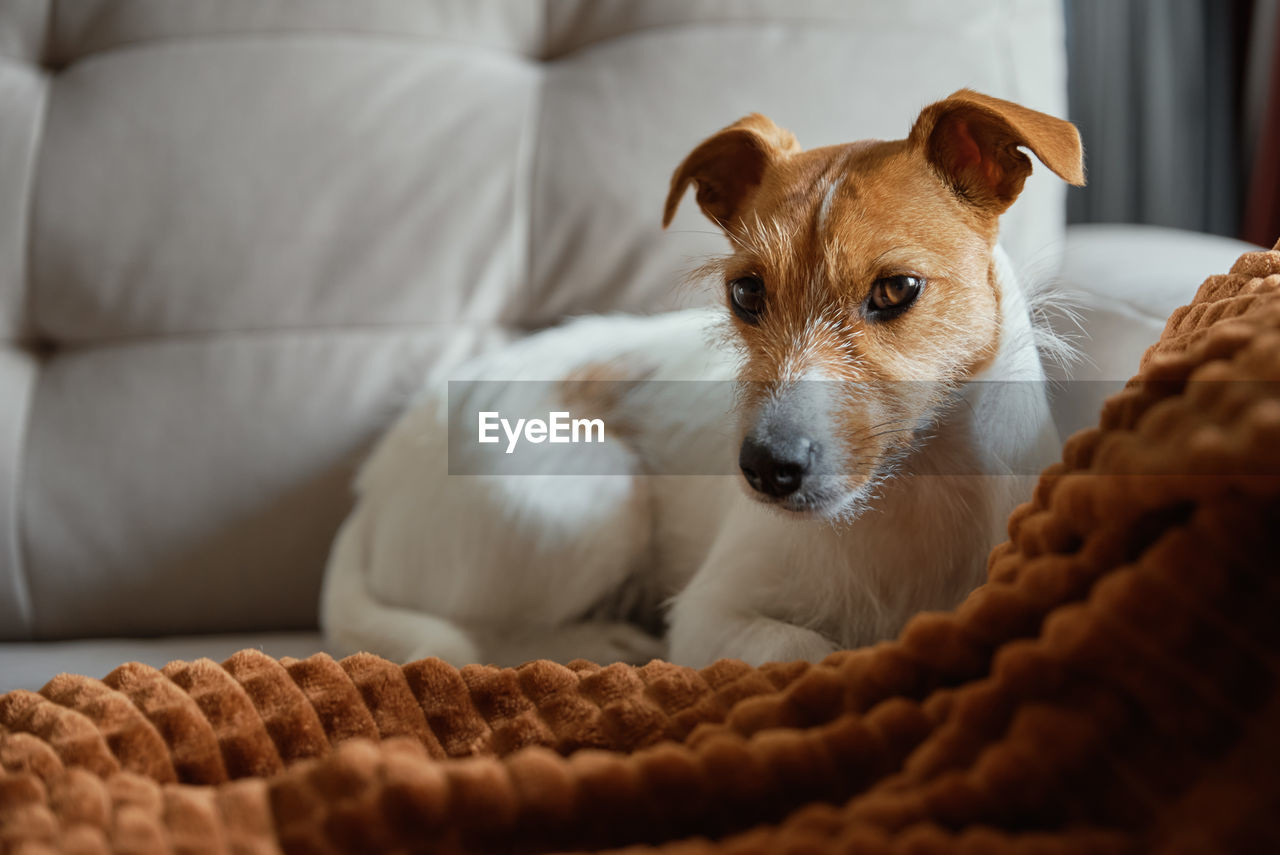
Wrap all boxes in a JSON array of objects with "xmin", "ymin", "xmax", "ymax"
[{"xmin": 0, "ymin": 1, "xmax": 1068, "ymax": 642}]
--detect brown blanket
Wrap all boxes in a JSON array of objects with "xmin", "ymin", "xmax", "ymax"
[{"xmin": 3, "ymin": 240, "xmax": 1279, "ymax": 854}]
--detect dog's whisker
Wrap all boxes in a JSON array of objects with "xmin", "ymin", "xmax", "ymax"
[{"xmin": 859, "ymin": 427, "xmax": 925, "ymax": 442}]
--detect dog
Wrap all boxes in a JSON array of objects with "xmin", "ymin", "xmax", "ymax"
[{"xmin": 321, "ymin": 90, "xmax": 1084, "ymax": 668}]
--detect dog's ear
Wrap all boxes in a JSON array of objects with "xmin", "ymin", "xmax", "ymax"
[
  {"xmin": 910, "ymin": 89, "xmax": 1084, "ymax": 216},
  {"xmin": 663, "ymin": 114, "xmax": 800, "ymax": 231}
]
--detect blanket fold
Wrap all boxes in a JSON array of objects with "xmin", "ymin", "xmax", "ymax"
[{"xmin": 3, "ymin": 240, "xmax": 1279, "ymax": 855}]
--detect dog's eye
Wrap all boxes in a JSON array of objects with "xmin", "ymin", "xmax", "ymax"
[
  {"xmin": 729, "ymin": 276, "xmax": 766, "ymax": 323},
  {"xmin": 865, "ymin": 275, "xmax": 924, "ymax": 320}
]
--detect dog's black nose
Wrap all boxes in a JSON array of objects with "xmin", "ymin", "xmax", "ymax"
[{"xmin": 739, "ymin": 435, "xmax": 816, "ymax": 498}]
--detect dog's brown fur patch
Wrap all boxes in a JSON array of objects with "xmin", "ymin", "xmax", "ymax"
[{"xmin": 559, "ymin": 361, "xmax": 643, "ymax": 443}]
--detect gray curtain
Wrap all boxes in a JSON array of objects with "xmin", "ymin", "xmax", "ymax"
[{"xmin": 1065, "ymin": 0, "xmax": 1241, "ymax": 236}]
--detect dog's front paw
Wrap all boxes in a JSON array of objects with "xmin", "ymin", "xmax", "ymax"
[
  {"xmin": 557, "ymin": 620, "xmax": 669, "ymax": 666},
  {"xmin": 744, "ymin": 625, "xmax": 838, "ymax": 666},
  {"xmin": 669, "ymin": 612, "xmax": 837, "ymax": 667},
  {"xmin": 485, "ymin": 620, "xmax": 667, "ymax": 667}
]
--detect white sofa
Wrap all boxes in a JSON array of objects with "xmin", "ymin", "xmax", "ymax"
[{"xmin": 0, "ymin": 1, "xmax": 1257, "ymax": 691}]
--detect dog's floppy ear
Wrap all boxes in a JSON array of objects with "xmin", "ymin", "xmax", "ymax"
[
  {"xmin": 910, "ymin": 89, "xmax": 1084, "ymax": 216},
  {"xmin": 663, "ymin": 114, "xmax": 800, "ymax": 231}
]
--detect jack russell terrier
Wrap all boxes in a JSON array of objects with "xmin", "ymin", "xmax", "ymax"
[{"xmin": 321, "ymin": 90, "xmax": 1084, "ymax": 668}]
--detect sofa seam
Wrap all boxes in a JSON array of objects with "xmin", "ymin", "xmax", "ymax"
[
  {"xmin": 4, "ymin": 355, "xmax": 38, "ymax": 641},
  {"xmin": 539, "ymin": 17, "xmax": 960, "ymax": 63},
  {"xmin": 35, "ymin": 320, "xmax": 552, "ymax": 355},
  {"xmin": 8, "ymin": 49, "xmax": 53, "ymax": 642},
  {"xmin": 41, "ymin": 29, "xmax": 541, "ymax": 73}
]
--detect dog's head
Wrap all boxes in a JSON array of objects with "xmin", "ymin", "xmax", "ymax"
[{"xmin": 664, "ymin": 90, "xmax": 1083, "ymax": 518}]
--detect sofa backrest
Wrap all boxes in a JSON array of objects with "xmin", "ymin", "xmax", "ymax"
[{"xmin": 0, "ymin": 0, "xmax": 1068, "ymax": 640}]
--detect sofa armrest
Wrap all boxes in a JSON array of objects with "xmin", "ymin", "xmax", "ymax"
[{"xmin": 1046, "ymin": 224, "xmax": 1263, "ymax": 438}]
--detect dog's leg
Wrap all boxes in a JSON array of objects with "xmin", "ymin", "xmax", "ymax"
[
  {"xmin": 465, "ymin": 621, "xmax": 666, "ymax": 668},
  {"xmin": 323, "ymin": 510, "xmax": 666, "ymax": 667},
  {"xmin": 320, "ymin": 512, "xmax": 482, "ymax": 663},
  {"xmin": 667, "ymin": 598, "xmax": 837, "ymax": 667},
  {"xmin": 664, "ymin": 504, "xmax": 841, "ymax": 667}
]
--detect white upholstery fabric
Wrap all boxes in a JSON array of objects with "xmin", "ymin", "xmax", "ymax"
[
  {"xmin": 1, "ymin": 1, "xmax": 1070, "ymax": 668},
  {"xmin": 1048, "ymin": 224, "xmax": 1265, "ymax": 440}
]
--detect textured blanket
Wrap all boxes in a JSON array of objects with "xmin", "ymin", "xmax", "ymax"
[{"xmin": 3, "ymin": 240, "xmax": 1279, "ymax": 855}]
